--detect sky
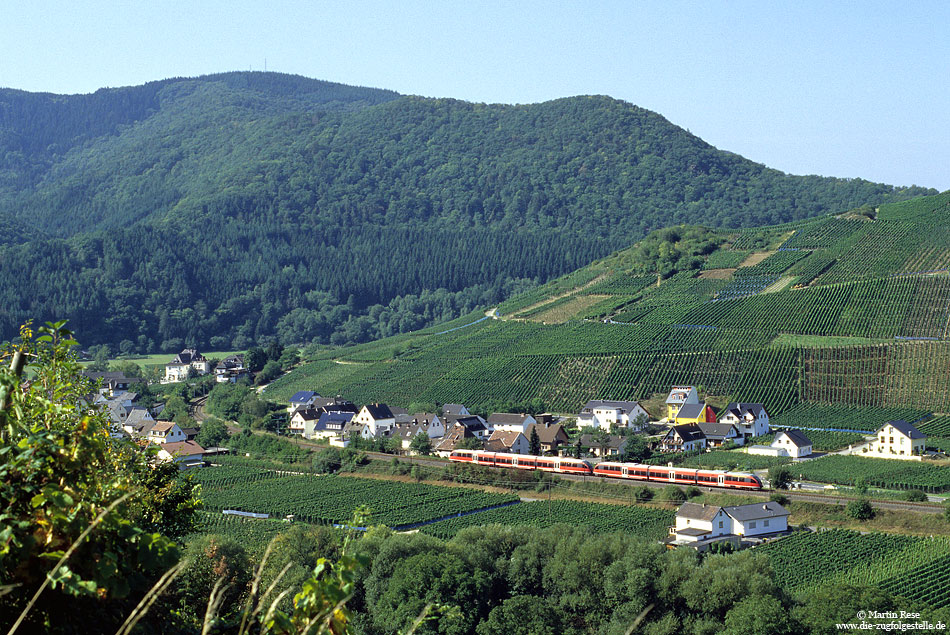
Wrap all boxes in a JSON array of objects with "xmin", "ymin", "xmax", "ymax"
[{"xmin": 1, "ymin": 1, "xmax": 947, "ymax": 190}]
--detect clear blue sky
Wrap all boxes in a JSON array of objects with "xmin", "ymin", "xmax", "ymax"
[{"xmin": 2, "ymin": 1, "xmax": 947, "ymax": 190}]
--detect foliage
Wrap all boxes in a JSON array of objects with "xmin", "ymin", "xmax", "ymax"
[
  {"xmin": 0, "ymin": 73, "xmax": 930, "ymax": 351},
  {"xmin": 769, "ymin": 466, "xmax": 793, "ymax": 490},
  {"xmin": 0, "ymin": 321, "xmax": 196, "ymax": 631},
  {"xmin": 846, "ymin": 499, "xmax": 875, "ymax": 520}
]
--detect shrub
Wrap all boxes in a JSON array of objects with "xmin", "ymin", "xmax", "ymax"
[
  {"xmin": 634, "ymin": 486, "xmax": 654, "ymax": 502},
  {"xmin": 846, "ymin": 499, "xmax": 875, "ymax": 520},
  {"xmin": 903, "ymin": 489, "xmax": 928, "ymax": 502}
]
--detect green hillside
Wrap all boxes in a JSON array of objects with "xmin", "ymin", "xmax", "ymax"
[
  {"xmin": 0, "ymin": 72, "xmax": 932, "ymax": 351},
  {"xmin": 268, "ymin": 192, "xmax": 950, "ymax": 433}
]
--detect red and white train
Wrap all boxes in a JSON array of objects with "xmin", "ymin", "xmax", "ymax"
[{"xmin": 449, "ymin": 450, "xmax": 763, "ymax": 490}]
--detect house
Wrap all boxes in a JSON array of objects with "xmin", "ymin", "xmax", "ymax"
[
  {"xmin": 442, "ymin": 404, "xmax": 471, "ymax": 417},
  {"xmin": 658, "ymin": 424, "xmax": 706, "ymax": 452},
  {"xmin": 485, "ymin": 430, "xmax": 530, "ymax": 454},
  {"xmin": 578, "ymin": 400, "xmax": 650, "ymax": 430},
  {"xmin": 314, "ymin": 397, "xmax": 358, "ymax": 415},
  {"xmin": 488, "ymin": 413, "xmax": 537, "ymax": 433},
  {"xmin": 434, "ymin": 423, "xmax": 478, "ymax": 456},
  {"xmin": 122, "ymin": 408, "xmax": 155, "ymax": 437},
  {"xmin": 289, "ymin": 407, "xmax": 321, "ymax": 436},
  {"xmin": 670, "ymin": 502, "xmax": 734, "ymax": 548},
  {"xmin": 179, "ymin": 426, "xmax": 199, "ymax": 441},
  {"xmin": 578, "ymin": 434, "xmax": 629, "ymax": 457},
  {"xmin": 863, "ymin": 420, "xmax": 926, "ymax": 459},
  {"xmin": 773, "ymin": 429, "xmax": 812, "ymax": 458},
  {"xmin": 393, "ymin": 413, "xmax": 445, "ymax": 438},
  {"xmin": 288, "ymin": 391, "xmax": 321, "ymax": 412},
  {"xmin": 718, "ymin": 403, "xmax": 770, "ymax": 439},
  {"xmin": 673, "ymin": 403, "xmax": 717, "ymax": 425},
  {"xmin": 524, "ymin": 422, "xmax": 570, "ymax": 455},
  {"xmin": 83, "ymin": 371, "xmax": 135, "ymax": 396},
  {"xmin": 353, "ymin": 403, "xmax": 396, "ymax": 436},
  {"xmin": 157, "ymin": 440, "xmax": 206, "ymax": 468},
  {"xmin": 697, "ymin": 422, "xmax": 742, "ymax": 448},
  {"xmin": 665, "ymin": 386, "xmax": 699, "ymax": 420},
  {"xmin": 669, "ymin": 501, "xmax": 789, "ymax": 549},
  {"xmin": 215, "ymin": 355, "xmax": 247, "ymax": 383},
  {"xmin": 164, "ymin": 349, "xmax": 212, "ymax": 383},
  {"xmin": 309, "ymin": 411, "xmax": 355, "ymax": 440},
  {"xmin": 459, "ymin": 415, "xmax": 491, "ymax": 439},
  {"xmin": 722, "ymin": 502, "xmax": 789, "ymax": 537},
  {"xmin": 147, "ymin": 421, "xmax": 187, "ymax": 445}
]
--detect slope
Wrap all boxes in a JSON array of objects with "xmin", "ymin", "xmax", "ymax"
[
  {"xmin": 0, "ymin": 73, "xmax": 934, "ymax": 350},
  {"xmin": 268, "ymin": 192, "xmax": 950, "ymax": 433}
]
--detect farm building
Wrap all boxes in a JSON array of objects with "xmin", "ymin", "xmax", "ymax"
[
  {"xmin": 748, "ymin": 429, "xmax": 813, "ymax": 458},
  {"xmin": 861, "ymin": 420, "xmax": 926, "ymax": 460},
  {"xmin": 669, "ymin": 501, "xmax": 789, "ymax": 550}
]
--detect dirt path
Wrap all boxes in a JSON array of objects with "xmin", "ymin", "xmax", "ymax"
[{"xmin": 503, "ymin": 273, "xmax": 609, "ymax": 319}]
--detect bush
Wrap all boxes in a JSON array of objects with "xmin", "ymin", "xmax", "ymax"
[
  {"xmin": 846, "ymin": 499, "xmax": 875, "ymax": 520},
  {"xmin": 634, "ymin": 486, "xmax": 654, "ymax": 502},
  {"xmin": 768, "ymin": 465, "xmax": 792, "ymax": 490},
  {"xmin": 661, "ymin": 485, "xmax": 687, "ymax": 504},
  {"xmin": 770, "ymin": 493, "xmax": 790, "ymax": 506},
  {"xmin": 903, "ymin": 489, "xmax": 928, "ymax": 502},
  {"xmin": 685, "ymin": 486, "xmax": 702, "ymax": 499}
]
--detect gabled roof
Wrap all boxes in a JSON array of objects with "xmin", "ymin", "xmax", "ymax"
[
  {"xmin": 435, "ymin": 426, "xmax": 473, "ymax": 452},
  {"xmin": 150, "ymin": 421, "xmax": 178, "ymax": 433},
  {"xmin": 126, "ymin": 408, "xmax": 153, "ymax": 425},
  {"xmin": 667, "ymin": 423, "xmax": 705, "ymax": 442},
  {"xmin": 677, "ymin": 502, "xmax": 723, "ymax": 521},
  {"xmin": 676, "ymin": 403, "xmax": 708, "ymax": 420},
  {"xmin": 582, "ymin": 400, "xmax": 643, "ymax": 413},
  {"xmin": 318, "ymin": 411, "xmax": 354, "ymax": 428},
  {"xmin": 720, "ymin": 403, "xmax": 767, "ymax": 420},
  {"xmin": 488, "ymin": 413, "xmax": 533, "ymax": 425},
  {"xmin": 454, "ymin": 415, "xmax": 488, "ymax": 432},
  {"xmin": 487, "ymin": 429, "xmax": 526, "ymax": 448},
  {"xmin": 723, "ymin": 501, "xmax": 789, "ymax": 521},
  {"xmin": 775, "ymin": 429, "xmax": 812, "ymax": 447},
  {"xmin": 160, "ymin": 440, "xmax": 206, "ymax": 456},
  {"xmin": 666, "ymin": 386, "xmax": 696, "ymax": 404},
  {"xmin": 362, "ymin": 403, "xmax": 395, "ymax": 420},
  {"xmin": 878, "ymin": 419, "xmax": 925, "ymax": 439},
  {"xmin": 524, "ymin": 423, "xmax": 569, "ymax": 444},
  {"xmin": 290, "ymin": 390, "xmax": 319, "ymax": 403},
  {"xmin": 696, "ymin": 422, "xmax": 737, "ymax": 440},
  {"xmin": 442, "ymin": 404, "xmax": 468, "ymax": 416},
  {"xmin": 292, "ymin": 407, "xmax": 321, "ymax": 421},
  {"xmin": 579, "ymin": 434, "xmax": 626, "ymax": 449},
  {"xmin": 170, "ymin": 349, "xmax": 206, "ymax": 365}
]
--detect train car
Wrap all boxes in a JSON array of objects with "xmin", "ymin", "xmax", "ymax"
[
  {"xmin": 449, "ymin": 452, "xmax": 761, "ymax": 490},
  {"xmin": 449, "ymin": 451, "xmax": 592, "ymax": 475},
  {"xmin": 592, "ymin": 461, "xmax": 762, "ymax": 490}
]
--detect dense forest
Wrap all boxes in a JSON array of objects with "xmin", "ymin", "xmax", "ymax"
[{"xmin": 0, "ymin": 72, "xmax": 933, "ymax": 350}]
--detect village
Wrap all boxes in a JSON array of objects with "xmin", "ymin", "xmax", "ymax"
[{"xmin": 80, "ymin": 347, "xmax": 937, "ymax": 553}]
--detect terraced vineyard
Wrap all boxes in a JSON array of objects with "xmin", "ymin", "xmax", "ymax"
[
  {"xmin": 770, "ymin": 404, "xmax": 930, "ymax": 433},
  {"xmin": 675, "ymin": 450, "xmax": 791, "ymax": 471},
  {"xmin": 269, "ymin": 192, "xmax": 950, "ymax": 424},
  {"xmin": 419, "ymin": 500, "xmax": 674, "ymax": 541},
  {"xmin": 794, "ymin": 455, "xmax": 950, "ymax": 492},
  {"xmin": 757, "ymin": 529, "xmax": 950, "ymax": 607},
  {"xmin": 198, "ymin": 472, "xmax": 519, "ymax": 528}
]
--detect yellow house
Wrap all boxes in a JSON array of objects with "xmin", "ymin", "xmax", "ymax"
[
  {"xmin": 673, "ymin": 402, "xmax": 716, "ymax": 425},
  {"xmin": 866, "ymin": 420, "xmax": 926, "ymax": 459},
  {"xmin": 665, "ymin": 386, "xmax": 699, "ymax": 420}
]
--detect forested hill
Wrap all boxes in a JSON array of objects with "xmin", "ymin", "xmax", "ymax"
[{"xmin": 0, "ymin": 72, "xmax": 933, "ymax": 351}]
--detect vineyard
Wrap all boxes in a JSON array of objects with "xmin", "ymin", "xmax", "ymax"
[
  {"xmin": 793, "ymin": 455, "xmax": 950, "ymax": 492},
  {"xmin": 673, "ymin": 450, "xmax": 791, "ymax": 471},
  {"xmin": 266, "ymin": 191, "xmax": 950, "ymax": 456},
  {"xmin": 418, "ymin": 500, "xmax": 675, "ymax": 541},
  {"xmin": 197, "ymin": 472, "xmax": 519, "ymax": 529},
  {"xmin": 756, "ymin": 529, "xmax": 950, "ymax": 607},
  {"xmin": 188, "ymin": 510, "xmax": 290, "ymax": 554}
]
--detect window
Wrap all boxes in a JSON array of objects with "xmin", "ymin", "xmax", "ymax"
[
  {"xmin": 718, "ymin": 521, "xmax": 723, "ymax": 528},
  {"xmin": 764, "ymin": 520, "xmax": 769, "ymax": 527},
  {"xmin": 749, "ymin": 521, "xmax": 756, "ymax": 529}
]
